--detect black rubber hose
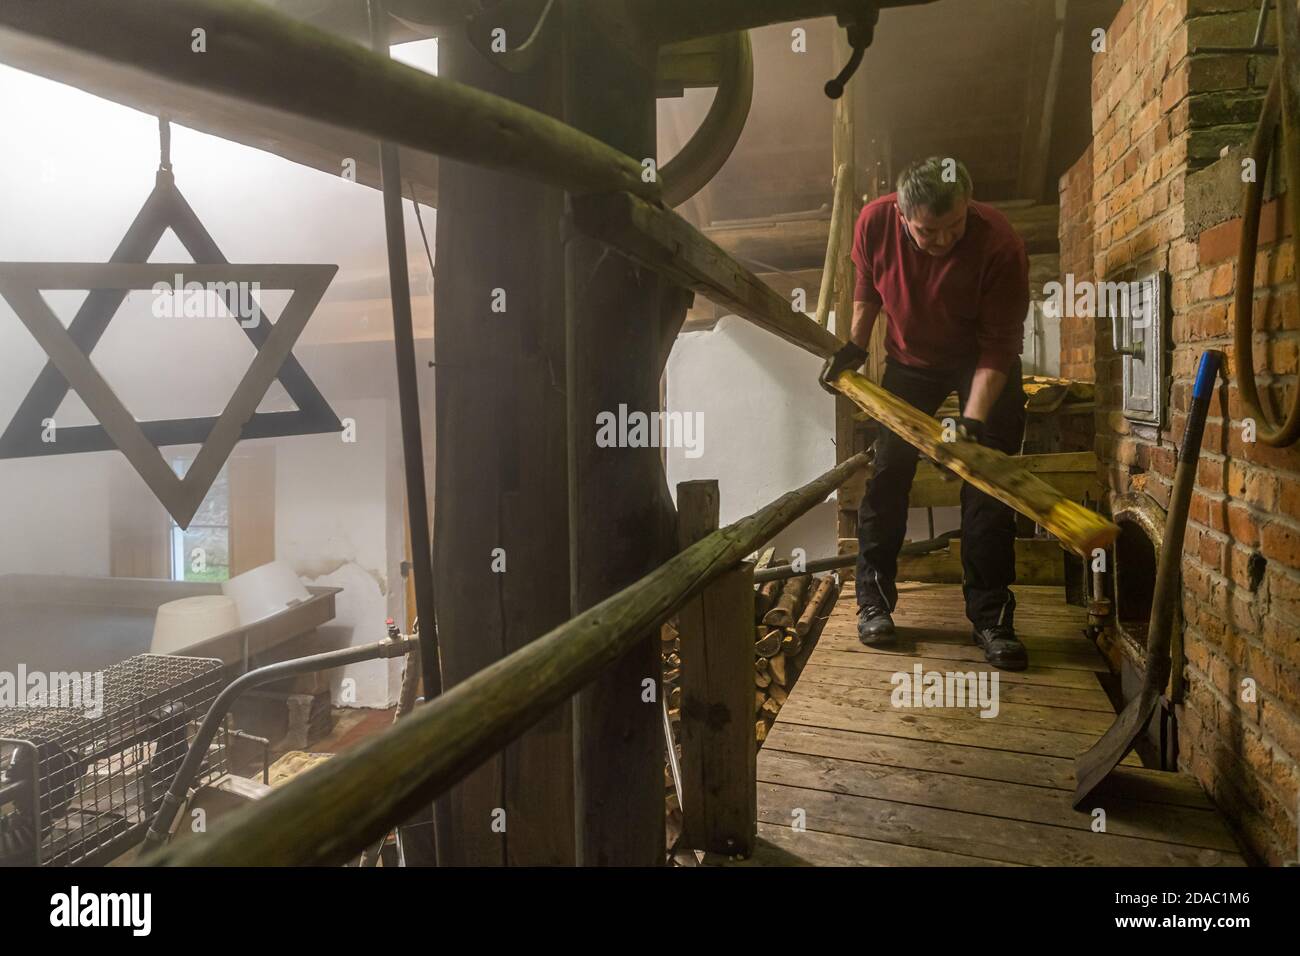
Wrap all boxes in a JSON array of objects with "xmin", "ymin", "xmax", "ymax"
[{"xmin": 1234, "ymin": 7, "xmax": 1300, "ymax": 446}]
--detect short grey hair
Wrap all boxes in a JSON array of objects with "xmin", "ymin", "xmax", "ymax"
[{"xmin": 896, "ymin": 156, "xmax": 973, "ymax": 218}]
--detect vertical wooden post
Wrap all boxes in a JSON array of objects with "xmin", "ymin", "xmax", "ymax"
[
  {"xmin": 832, "ymin": 31, "xmax": 866, "ymax": 550},
  {"xmin": 432, "ymin": 22, "xmax": 574, "ymax": 865},
  {"xmin": 564, "ymin": 1, "xmax": 679, "ymax": 866},
  {"xmin": 676, "ymin": 480, "xmax": 757, "ymax": 856}
]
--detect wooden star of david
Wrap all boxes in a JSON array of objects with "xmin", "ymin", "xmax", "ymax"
[{"xmin": 0, "ymin": 171, "xmax": 341, "ymax": 528}]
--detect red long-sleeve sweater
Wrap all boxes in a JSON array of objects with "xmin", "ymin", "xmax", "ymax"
[{"xmin": 850, "ymin": 192, "xmax": 1029, "ymax": 373}]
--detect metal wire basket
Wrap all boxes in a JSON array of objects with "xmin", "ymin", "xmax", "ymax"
[{"xmin": 0, "ymin": 654, "xmax": 227, "ymax": 866}]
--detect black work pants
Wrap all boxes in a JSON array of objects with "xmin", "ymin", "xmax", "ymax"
[{"xmin": 856, "ymin": 357, "xmax": 1026, "ymax": 630}]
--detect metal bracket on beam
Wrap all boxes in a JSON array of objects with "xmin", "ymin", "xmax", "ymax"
[{"xmin": 825, "ymin": 8, "xmax": 879, "ymax": 99}]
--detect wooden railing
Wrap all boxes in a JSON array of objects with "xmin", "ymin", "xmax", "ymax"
[{"xmin": 149, "ymin": 455, "xmax": 869, "ymax": 865}]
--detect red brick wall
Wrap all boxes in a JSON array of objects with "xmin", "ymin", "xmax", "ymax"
[
  {"xmin": 1060, "ymin": 0, "xmax": 1300, "ymax": 864},
  {"xmin": 1177, "ymin": 198, "xmax": 1300, "ymax": 865},
  {"xmin": 1059, "ymin": 144, "xmax": 1095, "ymax": 382}
]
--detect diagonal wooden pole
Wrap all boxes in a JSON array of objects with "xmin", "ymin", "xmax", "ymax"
[{"xmin": 833, "ymin": 370, "xmax": 1118, "ymax": 556}]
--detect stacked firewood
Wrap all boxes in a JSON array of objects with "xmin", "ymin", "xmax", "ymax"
[
  {"xmin": 658, "ymin": 561, "xmax": 840, "ymax": 854},
  {"xmin": 753, "ymin": 565, "xmax": 838, "ymax": 745}
]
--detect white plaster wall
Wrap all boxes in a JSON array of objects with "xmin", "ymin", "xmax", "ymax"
[
  {"xmin": 0, "ymin": 458, "xmax": 110, "ymax": 575},
  {"xmin": 665, "ymin": 315, "xmax": 967, "ymax": 564},
  {"xmin": 664, "ymin": 314, "xmax": 838, "ymax": 561},
  {"xmin": 1023, "ymin": 301, "xmax": 1062, "ymax": 378},
  {"xmin": 274, "ymin": 398, "xmax": 400, "ymax": 708}
]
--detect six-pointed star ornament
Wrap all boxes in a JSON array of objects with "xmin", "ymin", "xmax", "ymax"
[{"xmin": 0, "ymin": 170, "xmax": 342, "ymax": 528}]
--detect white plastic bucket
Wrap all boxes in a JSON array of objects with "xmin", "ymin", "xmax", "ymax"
[
  {"xmin": 151, "ymin": 595, "xmax": 240, "ymax": 655},
  {"xmin": 221, "ymin": 560, "xmax": 311, "ymax": 625}
]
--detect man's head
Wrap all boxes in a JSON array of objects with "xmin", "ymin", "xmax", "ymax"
[{"xmin": 895, "ymin": 156, "xmax": 973, "ymax": 257}]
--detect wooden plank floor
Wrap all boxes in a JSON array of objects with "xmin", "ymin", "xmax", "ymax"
[{"xmin": 720, "ymin": 581, "xmax": 1247, "ymax": 867}]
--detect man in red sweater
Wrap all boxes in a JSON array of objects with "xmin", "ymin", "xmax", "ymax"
[{"xmin": 820, "ymin": 156, "xmax": 1030, "ymax": 670}]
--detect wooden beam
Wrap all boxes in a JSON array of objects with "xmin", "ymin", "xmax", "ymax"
[
  {"xmin": 704, "ymin": 217, "xmax": 835, "ymax": 271},
  {"xmin": 656, "ymin": 35, "xmax": 730, "ymax": 95},
  {"xmin": 571, "ymin": 191, "xmax": 842, "ymax": 358},
  {"xmin": 0, "ymin": 0, "xmax": 657, "ymax": 202},
  {"xmin": 833, "ymin": 371, "xmax": 1117, "ymax": 556},
  {"xmin": 637, "ymin": 0, "xmax": 943, "ymax": 45},
  {"xmin": 909, "ymin": 451, "xmax": 1102, "ymax": 509},
  {"xmin": 147, "ymin": 454, "xmax": 871, "ymax": 866},
  {"xmin": 676, "ymin": 481, "xmax": 757, "ymax": 857},
  {"xmin": 897, "ymin": 538, "xmax": 1066, "ymax": 586}
]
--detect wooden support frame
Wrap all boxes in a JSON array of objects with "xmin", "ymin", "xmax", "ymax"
[
  {"xmin": 676, "ymin": 481, "xmax": 757, "ymax": 857},
  {"xmin": 147, "ymin": 454, "xmax": 870, "ymax": 866}
]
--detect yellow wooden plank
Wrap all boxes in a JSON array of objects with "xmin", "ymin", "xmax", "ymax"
[{"xmin": 833, "ymin": 370, "xmax": 1118, "ymax": 555}]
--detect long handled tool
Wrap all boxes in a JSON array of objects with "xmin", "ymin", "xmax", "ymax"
[
  {"xmin": 832, "ymin": 369, "xmax": 1118, "ymax": 556},
  {"xmin": 1073, "ymin": 350, "xmax": 1224, "ymax": 808}
]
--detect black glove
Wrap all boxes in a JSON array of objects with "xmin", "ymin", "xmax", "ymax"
[
  {"xmin": 935, "ymin": 416, "xmax": 986, "ymax": 482},
  {"xmin": 956, "ymin": 415, "xmax": 986, "ymax": 445},
  {"xmin": 819, "ymin": 342, "xmax": 868, "ymax": 395}
]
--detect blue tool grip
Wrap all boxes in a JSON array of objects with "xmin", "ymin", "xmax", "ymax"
[{"xmin": 1193, "ymin": 350, "xmax": 1223, "ymax": 401}]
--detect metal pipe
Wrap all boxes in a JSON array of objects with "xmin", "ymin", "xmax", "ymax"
[
  {"xmin": 141, "ymin": 636, "xmax": 416, "ymax": 851},
  {"xmin": 752, "ymin": 532, "xmax": 959, "ymax": 582},
  {"xmin": 368, "ymin": 0, "xmax": 442, "ymax": 706},
  {"xmin": 1255, "ymin": 0, "xmax": 1272, "ymax": 48},
  {"xmin": 662, "ymin": 697, "xmax": 683, "ymax": 811}
]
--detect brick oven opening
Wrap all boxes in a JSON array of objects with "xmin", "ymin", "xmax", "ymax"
[{"xmin": 1114, "ymin": 515, "xmax": 1157, "ymax": 650}]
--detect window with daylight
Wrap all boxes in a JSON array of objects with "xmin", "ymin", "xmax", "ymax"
[{"xmin": 169, "ymin": 458, "xmax": 231, "ymax": 583}]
